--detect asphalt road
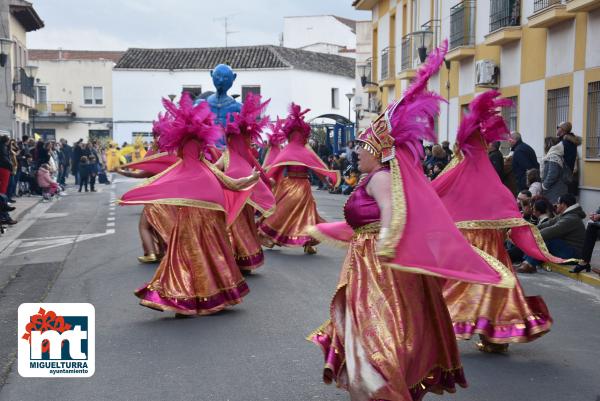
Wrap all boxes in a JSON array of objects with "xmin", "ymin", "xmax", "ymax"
[{"xmin": 0, "ymin": 178, "xmax": 599, "ymax": 401}]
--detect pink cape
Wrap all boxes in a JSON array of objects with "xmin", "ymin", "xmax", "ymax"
[
  {"xmin": 225, "ymin": 136, "xmax": 275, "ymax": 215},
  {"xmin": 262, "ymin": 144, "xmax": 282, "ymax": 169},
  {"xmin": 119, "ymin": 140, "xmax": 251, "ymax": 225},
  {"xmin": 432, "ymin": 134, "xmax": 565, "ymax": 264},
  {"xmin": 121, "ymin": 151, "xmax": 179, "ymax": 175},
  {"xmin": 264, "ymin": 140, "xmax": 341, "ymax": 186},
  {"xmin": 310, "ymin": 146, "xmax": 515, "ymax": 288}
]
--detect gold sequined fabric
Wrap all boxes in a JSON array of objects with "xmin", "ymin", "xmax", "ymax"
[
  {"xmin": 228, "ymin": 204, "xmax": 264, "ymax": 271},
  {"xmin": 443, "ymin": 228, "xmax": 552, "ymax": 343},
  {"xmin": 318, "ymin": 231, "xmax": 465, "ymax": 400}
]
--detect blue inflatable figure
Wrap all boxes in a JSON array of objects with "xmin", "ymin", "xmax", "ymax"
[{"xmin": 194, "ymin": 64, "xmax": 241, "ymax": 147}]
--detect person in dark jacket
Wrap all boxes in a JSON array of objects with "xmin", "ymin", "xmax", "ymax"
[
  {"xmin": 556, "ymin": 121, "xmax": 582, "ymax": 195},
  {"xmin": 570, "ymin": 206, "xmax": 600, "ymax": 273},
  {"xmin": 78, "ymin": 155, "xmax": 90, "ymax": 192},
  {"xmin": 441, "ymin": 140, "xmax": 453, "ymax": 161},
  {"xmin": 517, "ymin": 193, "xmax": 585, "ymax": 273},
  {"xmin": 488, "ymin": 141, "xmax": 504, "ymax": 179},
  {"xmin": 58, "ymin": 138, "xmax": 72, "ymax": 185},
  {"xmin": 509, "ymin": 132, "xmax": 539, "ymax": 191},
  {"xmin": 71, "ymin": 140, "xmax": 83, "ymax": 185}
]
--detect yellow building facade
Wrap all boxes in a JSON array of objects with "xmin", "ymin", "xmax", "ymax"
[{"xmin": 353, "ymin": 0, "xmax": 600, "ymax": 212}]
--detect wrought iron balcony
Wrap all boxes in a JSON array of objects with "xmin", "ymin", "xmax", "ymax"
[
  {"xmin": 534, "ymin": 0, "xmax": 565, "ymax": 12},
  {"xmin": 401, "ymin": 20, "xmax": 439, "ymax": 72},
  {"xmin": 14, "ymin": 67, "xmax": 35, "ymax": 98},
  {"xmin": 450, "ymin": 0, "xmax": 476, "ymax": 50},
  {"xmin": 380, "ymin": 46, "xmax": 394, "ymax": 80},
  {"xmin": 490, "ymin": 0, "xmax": 521, "ymax": 32}
]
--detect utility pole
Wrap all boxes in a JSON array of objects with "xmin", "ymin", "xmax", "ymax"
[{"xmin": 214, "ymin": 14, "xmax": 239, "ymax": 48}]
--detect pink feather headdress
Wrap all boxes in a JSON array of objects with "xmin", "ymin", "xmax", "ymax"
[
  {"xmin": 282, "ymin": 103, "xmax": 311, "ymax": 140},
  {"xmin": 266, "ymin": 117, "xmax": 287, "ymax": 147},
  {"xmin": 357, "ymin": 40, "xmax": 448, "ymax": 164},
  {"xmin": 157, "ymin": 92, "xmax": 221, "ymax": 153},
  {"xmin": 225, "ymin": 92, "xmax": 271, "ymax": 146},
  {"xmin": 456, "ymin": 90, "xmax": 513, "ymax": 156},
  {"xmin": 386, "ymin": 39, "xmax": 448, "ymax": 161}
]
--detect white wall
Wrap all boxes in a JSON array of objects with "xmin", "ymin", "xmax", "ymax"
[
  {"xmin": 546, "ymin": 19, "xmax": 575, "ymax": 77},
  {"xmin": 31, "ymin": 59, "xmax": 116, "ymax": 118},
  {"xmin": 283, "ymin": 16, "xmax": 355, "ymax": 50},
  {"xmin": 475, "ymin": 0, "xmax": 491, "ymax": 42},
  {"xmin": 113, "ymin": 68, "xmax": 354, "ymax": 144},
  {"xmin": 586, "ymin": 8, "xmax": 600, "ymax": 69},
  {"xmin": 377, "ymin": 13, "xmax": 390, "ymax": 79},
  {"xmin": 523, "ymin": 0, "xmax": 536, "ymax": 23},
  {"xmin": 519, "ymin": 79, "xmax": 546, "ymax": 158},
  {"xmin": 301, "ymin": 43, "xmax": 356, "ymax": 58},
  {"xmin": 500, "ymin": 41, "xmax": 521, "ymax": 87},
  {"xmin": 458, "ymin": 58, "xmax": 474, "ymax": 96}
]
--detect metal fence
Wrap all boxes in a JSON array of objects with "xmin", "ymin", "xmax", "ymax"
[
  {"xmin": 501, "ymin": 96, "xmax": 519, "ymax": 133},
  {"xmin": 546, "ymin": 87, "xmax": 570, "ymax": 138},
  {"xmin": 534, "ymin": 0, "xmax": 564, "ymax": 13},
  {"xmin": 450, "ymin": 1, "xmax": 476, "ymax": 50},
  {"xmin": 16, "ymin": 68, "xmax": 35, "ymax": 98},
  {"xmin": 586, "ymin": 81, "xmax": 600, "ymax": 159},
  {"xmin": 490, "ymin": 0, "xmax": 521, "ymax": 32},
  {"xmin": 381, "ymin": 47, "xmax": 394, "ymax": 80}
]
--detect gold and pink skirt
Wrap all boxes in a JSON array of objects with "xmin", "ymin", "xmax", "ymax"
[
  {"xmin": 228, "ymin": 204, "xmax": 264, "ymax": 272},
  {"xmin": 143, "ymin": 204, "xmax": 177, "ymax": 255},
  {"xmin": 258, "ymin": 176, "xmax": 324, "ymax": 247},
  {"xmin": 443, "ymin": 228, "xmax": 552, "ymax": 343},
  {"xmin": 309, "ymin": 229, "xmax": 466, "ymax": 401},
  {"xmin": 135, "ymin": 207, "xmax": 249, "ymax": 315}
]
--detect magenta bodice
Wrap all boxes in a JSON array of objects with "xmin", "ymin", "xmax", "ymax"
[{"xmin": 343, "ymin": 169, "xmax": 385, "ymax": 229}]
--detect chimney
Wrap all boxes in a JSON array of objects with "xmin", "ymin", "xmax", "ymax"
[{"xmin": 58, "ymin": 47, "xmax": 63, "ymax": 60}]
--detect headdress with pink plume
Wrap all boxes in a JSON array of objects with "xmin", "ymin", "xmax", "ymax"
[
  {"xmin": 225, "ymin": 92, "xmax": 271, "ymax": 146},
  {"xmin": 456, "ymin": 90, "xmax": 513, "ymax": 156},
  {"xmin": 385, "ymin": 39, "xmax": 448, "ymax": 162},
  {"xmin": 267, "ymin": 117, "xmax": 287, "ymax": 147},
  {"xmin": 282, "ymin": 103, "xmax": 311, "ymax": 141},
  {"xmin": 157, "ymin": 92, "xmax": 221, "ymax": 153}
]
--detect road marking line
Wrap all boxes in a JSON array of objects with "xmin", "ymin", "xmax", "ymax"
[
  {"xmin": 107, "ymin": 217, "xmax": 115, "ymax": 221},
  {"xmin": 106, "ymin": 222, "xmax": 115, "ymax": 227}
]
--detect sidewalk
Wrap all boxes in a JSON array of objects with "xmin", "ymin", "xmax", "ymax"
[
  {"xmin": 543, "ymin": 246, "xmax": 600, "ymax": 288},
  {"xmin": 8, "ymin": 195, "xmax": 42, "ymax": 221}
]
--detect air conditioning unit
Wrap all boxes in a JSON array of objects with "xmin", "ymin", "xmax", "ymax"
[{"xmin": 475, "ymin": 59, "xmax": 499, "ymax": 87}]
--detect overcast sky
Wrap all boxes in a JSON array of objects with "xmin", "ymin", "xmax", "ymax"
[{"xmin": 27, "ymin": 0, "xmax": 370, "ymax": 50}]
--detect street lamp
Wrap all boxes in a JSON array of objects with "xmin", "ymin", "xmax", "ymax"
[
  {"xmin": 25, "ymin": 65, "xmax": 38, "ymax": 79},
  {"xmin": 345, "ymin": 92, "xmax": 354, "ymax": 122},
  {"xmin": 0, "ymin": 38, "xmax": 14, "ymax": 67}
]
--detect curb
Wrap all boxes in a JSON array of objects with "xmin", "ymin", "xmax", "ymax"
[{"xmin": 543, "ymin": 262, "xmax": 600, "ymax": 288}]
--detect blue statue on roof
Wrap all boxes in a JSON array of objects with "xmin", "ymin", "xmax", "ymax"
[{"xmin": 195, "ymin": 63, "xmax": 242, "ymax": 127}]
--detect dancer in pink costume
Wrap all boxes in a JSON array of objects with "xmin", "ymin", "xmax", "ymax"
[
  {"xmin": 259, "ymin": 104, "xmax": 340, "ymax": 254},
  {"xmin": 219, "ymin": 93, "xmax": 276, "ymax": 272},
  {"xmin": 432, "ymin": 91, "xmax": 566, "ymax": 352},
  {"xmin": 307, "ymin": 41, "xmax": 514, "ymax": 401},
  {"xmin": 119, "ymin": 93, "xmax": 259, "ymax": 316}
]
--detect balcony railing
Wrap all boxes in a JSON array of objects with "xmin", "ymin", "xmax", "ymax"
[
  {"xmin": 490, "ymin": 0, "xmax": 521, "ymax": 32},
  {"xmin": 380, "ymin": 47, "xmax": 395, "ymax": 80},
  {"xmin": 15, "ymin": 68, "xmax": 35, "ymax": 99},
  {"xmin": 401, "ymin": 20, "xmax": 439, "ymax": 71},
  {"xmin": 450, "ymin": 1, "xmax": 476, "ymax": 50},
  {"xmin": 35, "ymin": 101, "xmax": 74, "ymax": 116},
  {"xmin": 534, "ymin": 0, "xmax": 565, "ymax": 12}
]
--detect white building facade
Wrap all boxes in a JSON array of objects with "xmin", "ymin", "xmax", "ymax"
[
  {"xmin": 283, "ymin": 15, "xmax": 357, "ymax": 58},
  {"xmin": 29, "ymin": 50, "xmax": 123, "ymax": 145},
  {"xmin": 112, "ymin": 45, "xmax": 355, "ymax": 146}
]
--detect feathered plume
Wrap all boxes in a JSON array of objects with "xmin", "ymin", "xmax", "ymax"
[
  {"xmin": 456, "ymin": 90, "xmax": 513, "ymax": 156},
  {"xmin": 156, "ymin": 92, "xmax": 221, "ymax": 153},
  {"xmin": 225, "ymin": 92, "xmax": 271, "ymax": 146},
  {"xmin": 267, "ymin": 117, "xmax": 287, "ymax": 147},
  {"xmin": 282, "ymin": 103, "xmax": 311, "ymax": 140},
  {"xmin": 386, "ymin": 40, "xmax": 448, "ymax": 161}
]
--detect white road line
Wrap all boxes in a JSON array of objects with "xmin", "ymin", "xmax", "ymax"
[
  {"xmin": 106, "ymin": 222, "xmax": 115, "ymax": 227},
  {"xmin": 107, "ymin": 217, "xmax": 115, "ymax": 221},
  {"xmin": 0, "ymin": 201, "xmax": 54, "ymax": 255}
]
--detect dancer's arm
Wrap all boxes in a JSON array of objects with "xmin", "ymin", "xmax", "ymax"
[
  {"xmin": 367, "ymin": 170, "xmax": 392, "ymax": 252},
  {"xmin": 204, "ymin": 159, "xmax": 259, "ymax": 190},
  {"xmin": 116, "ymin": 168, "xmax": 154, "ymax": 179}
]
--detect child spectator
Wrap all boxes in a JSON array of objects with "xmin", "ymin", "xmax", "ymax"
[
  {"xmin": 78, "ymin": 156, "xmax": 90, "ymax": 192},
  {"xmin": 526, "ymin": 168, "xmax": 542, "ymax": 197},
  {"xmin": 340, "ymin": 169, "xmax": 359, "ymax": 195},
  {"xmin": 36, "ymin": 163, "xmax": 61, "ymax": 200},
  {"xmin": 88, "ymin": 155, "xmax": 99, "ymax": 192}
]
